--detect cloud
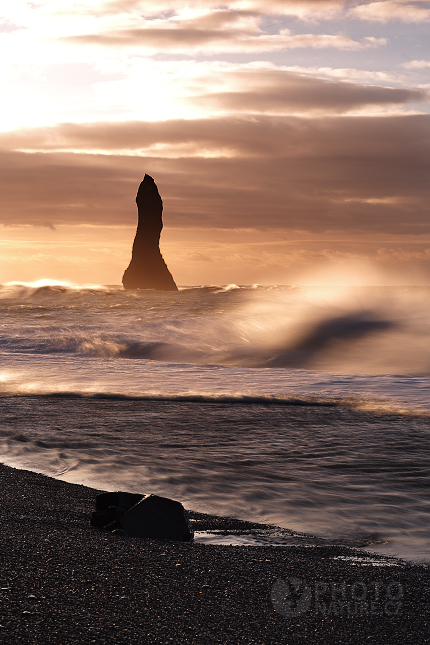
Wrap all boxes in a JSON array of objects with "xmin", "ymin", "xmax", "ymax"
[
  {"xmin": 0, "ymin": 19, "xmax": 25, "ymax": 33},
  {"xmin": 2, "ymin": 99, "xmax": 428, "ymax": 156},
  {"xmin": 402, "ymin": 59, "xmax": 430, "ymax": 69},
  {"xmin": 29, "ymin": 0, "xmax": 430, "ymax": 29},
  {"xmin": 90, "ymin": 59, "xmax": 419, "ymax": 125},
  {"xmin": 0, "ymin": 114, "xmax": 428, "ymax": 237},
  {"xmin": 376, "ymin": 247, "xmax": 430, "ymax": 261},
  {"xmin": 350, "ymin": 0, "xmax": 430, "ymax": 23},
  {"xmin": 189, "ymin": 252, "xmax": 212, "ymax": 262},
  {"xmin": 66, "ymin": 25, "xmax": 386, "ymax": 54},
  {"xmin": 60, "ymin": 0, "xmax": 348, "ymax": 19},
  {"xmin": 1, "ymin": 69, "xmax": 423, "ymax": 139},
  {"xmin": 195, "ymin": 70, "xmax": 424, "ymax": 114},
  {"xmin": 54, "ymin": 3, "xmax": 388, "ymax": 54}
]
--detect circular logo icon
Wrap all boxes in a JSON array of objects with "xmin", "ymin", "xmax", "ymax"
[{"xmin": 271, "ymin": 577, "xmax": 312, "ymax": 617}]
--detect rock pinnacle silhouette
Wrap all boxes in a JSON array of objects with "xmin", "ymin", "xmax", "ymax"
[{"xmin": 122, "ymin": 175, "xmax": 178, "ymax": 291}]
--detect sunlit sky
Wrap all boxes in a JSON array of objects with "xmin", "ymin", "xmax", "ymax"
[{"xmin": 1, "ymin": 0, "xmax": 429, "ymax": 285}]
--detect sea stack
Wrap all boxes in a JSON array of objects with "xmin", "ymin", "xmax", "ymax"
[{"xmin": 122, "ymin": 174, "xmax": 178, "ymax": 291}]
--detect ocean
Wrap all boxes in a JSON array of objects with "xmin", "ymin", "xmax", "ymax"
[{"xmin": 0, "ymin": 281, "xmax": 429, "ymax": 563}]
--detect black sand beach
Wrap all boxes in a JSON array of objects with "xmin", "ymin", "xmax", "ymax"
[{"xmin": 0, "ymin": 463, "xmax": 428, "ymax": 644}]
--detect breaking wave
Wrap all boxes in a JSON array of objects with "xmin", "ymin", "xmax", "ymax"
[
  {"xmin": 1, "ymin": 281, "xmax": 430, "ymax": 374},
  {"xmin": 0, "ymin": 279, "xmax": 110, "ymax": 299}
]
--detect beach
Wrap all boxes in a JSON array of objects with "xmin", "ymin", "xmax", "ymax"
[{"xmin": 0, "ymin": 463, "xmax": 428, "ymax": 644}]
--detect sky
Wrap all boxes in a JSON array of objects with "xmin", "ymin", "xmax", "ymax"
[{"xmin": 0, "ymin": 0, "xmax": 429, "ymax": 286}]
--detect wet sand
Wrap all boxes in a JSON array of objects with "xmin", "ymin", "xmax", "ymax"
[{"xmin": 0, "ymin": 463, "xmax": 428, "ymax": 644}]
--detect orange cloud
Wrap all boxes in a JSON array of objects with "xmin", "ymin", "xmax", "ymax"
[
  {"xmin": 0, "ymin": 114, "xmax": 429, "ymax": 237},
  {"xmin": 3, "ymin": 0, "xmax": 425, "ymax": 51},
  {"xmin": 57, "ymin": 3, "xmax": 388, "ymax": 54},
  {"xmin": 66, "ymin": 26, "xmax": 386, "ymax": 53},
  {"xmin": 194, "ymin": 70, "xmax": 425, "ymax": 114},
  {"xmin": 0, "ymin": 71, "xmax": 424, "ymax": 152},
  {"xmin": 2, "ymin": 110, "xmax": 428, "ymax": 156}
]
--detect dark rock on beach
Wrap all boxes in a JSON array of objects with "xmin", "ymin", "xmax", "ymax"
[
  {"xmin": 122, "ymin": 174, "xmax": 178, "ymax": 291},
  {"xmin": 90, "ymin": 491, "xmax": 144, "ymax": 529},
  {"xmin": 91, "ymin": 491, "xmax": 193, "ymax": 541},
  {"xmin": 0, "ymin": 463, "xmax": 429, "ymax": 644}
]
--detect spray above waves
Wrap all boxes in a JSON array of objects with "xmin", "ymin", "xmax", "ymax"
[
  {"xmin": 264, "ymin": 310, "xmax": 396, "ymax": 368},
  {"xmin": 0, "ymin": 309, "xmax": 409, "ymax": 373},
  {"xmin": 0, "ymin": 282, "xmax": 429, "ymax": 374},
  {"xmin": 0, "ymin": 279, "xmax": 110, "ymax": 300},
  {"xmin": 0, "ymin": 314, "xmax": 396, "ymax": 369}
]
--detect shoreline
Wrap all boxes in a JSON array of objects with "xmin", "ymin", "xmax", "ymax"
[{"xmin": 0, "ymin": 463, "xmax": 428, "ymax": 644}]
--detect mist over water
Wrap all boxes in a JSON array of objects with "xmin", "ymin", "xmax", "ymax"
[
  {"xmin": 0, "ymin": 281, "xmax": 429, "ymax": 563},
  {"xmin": 1, "ymin": 281, "xmax": 430, "ymax": 377}
]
